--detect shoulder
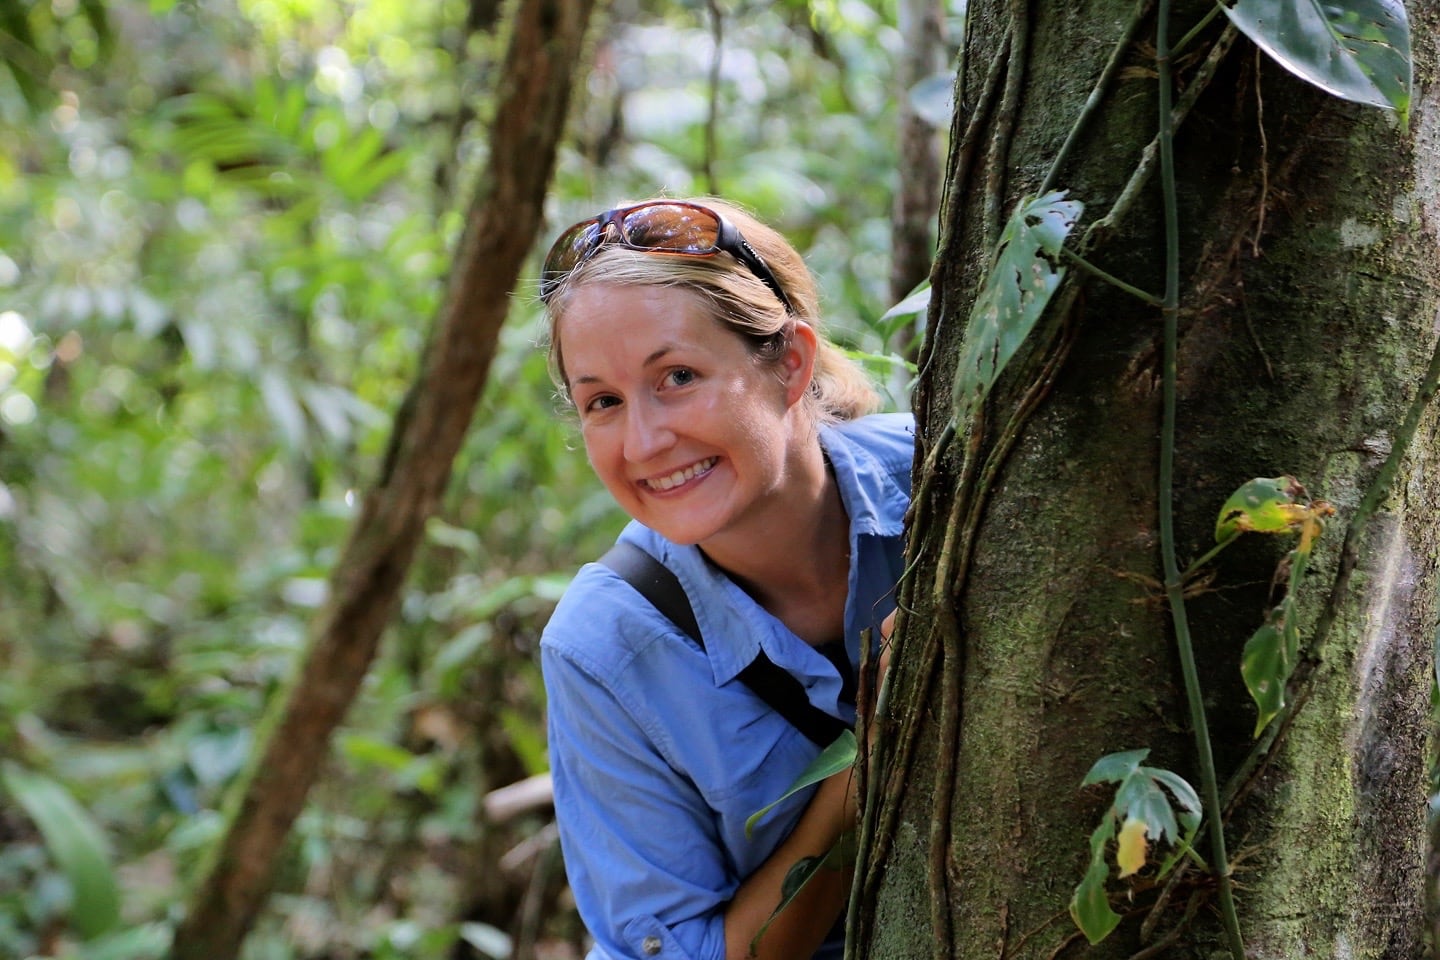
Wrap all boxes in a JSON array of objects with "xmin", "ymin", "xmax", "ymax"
[
  {"xmin": 825, "ymin": 412, "xmax": 915, "ymax": 484},
  {"xmin": 820, "ymin": 413, "xmax": 914, "ymax": 537},
  {"xmin": 829, "ymin": 411, "xmax": 914, "ymax": 459},
  {"xmin": 540, "ymin": 555, "xmax": 687, "ymax": 685}
]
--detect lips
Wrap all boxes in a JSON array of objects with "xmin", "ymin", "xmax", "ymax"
[{"xmin": 642, "ymin": 457, "xmax": 717, "ymax": 492}]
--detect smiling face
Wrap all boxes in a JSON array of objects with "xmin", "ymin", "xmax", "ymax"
[{"xmin": 557, "ymin": 281, "xmax": 817, "ymax": 551}]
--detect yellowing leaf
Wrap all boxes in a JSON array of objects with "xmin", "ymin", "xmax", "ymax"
[
  {"xmin": 1116, "ymin": 816, "xmax": 1149, "ymax": 878},
  {"xmin": 1214, "ymin": 476, "xmax": 1310, "ymax": 541}
]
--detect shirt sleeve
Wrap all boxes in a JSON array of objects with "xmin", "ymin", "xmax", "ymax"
[{"xmin": 543, "ymin": 639, "xmax": 730, "ymax": 960}]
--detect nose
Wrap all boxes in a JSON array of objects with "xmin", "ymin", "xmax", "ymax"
[{"xmin": 623, "ymin": 397, "xmax": 677, "ymax": 464}]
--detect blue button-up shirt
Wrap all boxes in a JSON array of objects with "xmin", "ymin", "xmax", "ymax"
[{"xmin": 541, "ymin": 413, "xmax": 914, "ymax": 960}]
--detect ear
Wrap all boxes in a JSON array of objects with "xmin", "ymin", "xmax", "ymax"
[{"xmin": 779, "ymin": 321, "xmax": 818, "ymax": 409}]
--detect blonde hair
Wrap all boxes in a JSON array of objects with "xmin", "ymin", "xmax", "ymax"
[{"xmin": 542, "ymin": 198, "xmax": 879, "ymax": 425}]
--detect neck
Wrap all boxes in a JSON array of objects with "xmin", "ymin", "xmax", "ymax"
[{"xmin": 700, "ymin": 438, "xmax": 851, "ymax": 624}]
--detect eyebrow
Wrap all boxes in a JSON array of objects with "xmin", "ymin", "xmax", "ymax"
[{"xmin": 570, "ymin": 345, "xmax": 677, "ymax": 386}]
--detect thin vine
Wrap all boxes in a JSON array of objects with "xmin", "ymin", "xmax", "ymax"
[{"xmin": 1154, "ymin": 0, "xmax": 1244, "ymax": 954}]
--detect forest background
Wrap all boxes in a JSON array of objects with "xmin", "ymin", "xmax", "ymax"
[{"xmin": 0, "ymin": 0, "xmax": 951, "ymax": 958}]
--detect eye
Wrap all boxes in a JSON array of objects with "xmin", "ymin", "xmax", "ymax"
[
  {"xmin": 582, "ymin": 393, "xmax": 621, "ymax": 414},
  {"xmin": 664, "ymin": 367, "xmax": 697, "ymax": 388}
]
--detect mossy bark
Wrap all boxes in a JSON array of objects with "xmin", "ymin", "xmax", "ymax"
[{"xmin": 855, "ymin": 2, "xmax": 1439, "ymax": 958}]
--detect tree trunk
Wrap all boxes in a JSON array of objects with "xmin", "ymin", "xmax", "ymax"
[
  {"xmin": 168, "ymin": 2, "xmax": 597, "ymax": 958},
  {"xmin": 856, "ymin": 2, "xmax": 1439, "ymax": 958}
]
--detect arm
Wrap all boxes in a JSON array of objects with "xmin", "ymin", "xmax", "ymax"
[
  {"xmin": 724, "ymin": 609, "xmax": 895, "ymax": 960},
  {"xmin": 722, "ymin": 767, "xmax": 856, "ymax": 960}
]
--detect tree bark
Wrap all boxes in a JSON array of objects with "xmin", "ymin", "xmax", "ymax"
[
  {"xmin": 168, "ymin": 2, "xmax": 598, "ymax": 957},
  {"xmin": 856, "ymin": 2, "xmax": 1439, "ymax": 958}
]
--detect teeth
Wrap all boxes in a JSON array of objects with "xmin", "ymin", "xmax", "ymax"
[{"xmin": 648, "ymin": 457, "xmax": 716, "ymax": 491}]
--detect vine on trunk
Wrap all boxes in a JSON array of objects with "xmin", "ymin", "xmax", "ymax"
[{"xmin": 769, "ymin": 1, "xmax": 1418, "ymax": 956}]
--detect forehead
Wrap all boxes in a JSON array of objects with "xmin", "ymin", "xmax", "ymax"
[{"xmin": 557, "ymin": 283, "xmax": 732, "ymax": 359}]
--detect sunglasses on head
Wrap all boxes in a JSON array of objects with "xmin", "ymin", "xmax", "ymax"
[{"xmin": 539, "ymin": 201, "xmax": 795, "ymax": 314}]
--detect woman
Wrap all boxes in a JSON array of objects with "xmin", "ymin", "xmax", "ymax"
[{"xmin": 538, "ymin": 198, "xmax": 913, "ymax": 960}]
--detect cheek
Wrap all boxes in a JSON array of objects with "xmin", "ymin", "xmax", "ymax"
[{"xmin": 579, "ymin": 424, "xmax": 618, "ymax": 475}]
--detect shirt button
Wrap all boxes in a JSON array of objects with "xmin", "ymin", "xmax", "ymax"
[{"xmin": 642, "ymin": 936, "xmax": 662, "ymax": 955}]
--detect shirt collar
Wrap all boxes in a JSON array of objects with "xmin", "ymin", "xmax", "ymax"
[
  {"xmin": 818, "ymin": 419, "xmax": 909, "ymax": 540},
  {"xmin": 618, "ymin": 420, "xmax": 910, "ymax": 688}
]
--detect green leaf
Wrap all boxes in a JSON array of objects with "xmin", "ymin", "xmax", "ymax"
[
  {"xmin": 878, "ymin": 283, "xmax": 931, "ymax": 324},
  {"xmin": 1223, "ymin": 0, "xmax": 1412, "ymax": 129},
  {"xmin": 338, "ymin": 734, "xmax": 418, "ymax": 773},
  {"xmin": 907, "ymin": 73, "xmax": 955, "ymax": 127},
  {"xmin": 1, "ymin": 762, "xmax": 121, "ymax": 939},
  {"xmin": 65, "ymin": 922, "xmax": 172, "ymax": 960},
  {"xmin": 750, "ymin": 854, "xmax": 829, "ymax": 953},
  {"xmin": 745, "ymin": 730, "xmax": 856, "ymax": 838},
  {"xmin": 426, "ymin": 517, "xmax": 483, "ymax": 558},
  {"xmin": 1241, "ymin": 600, "xmax": 1299, "ymax": 736},
  {"xmin": 259, "ymin": 369, "xmax": 308, "ymax": 450},
  {"xmin": 1070, "ymin": 819, "xmax": 1122, "ymax": 944},
  {"xmin": 1080, "ymin": 748, "xmax": 1148, "ymax": 787},
  {"xmin": 458, "ymin": 922, "xmax": 513, "ymax": 959},
  {"xmin": 1214, "ymin": 475, "xmax": 1310, "ymax": 541},
  {"xmin": 1115, "ymin": 775, "xmax": 1180, "ymax": 846},
  {"xmin": 952, "ymin": 192, "xmax": 1081, "ymax": 426},
  {"xmin": 1146, "ymin": 768, "xmax": 1202, "ymax": 832}
]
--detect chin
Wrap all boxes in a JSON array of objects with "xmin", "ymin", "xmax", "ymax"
[{"xmin": 641, "ymin": 512, "xmax": 726, "ymax": 548}]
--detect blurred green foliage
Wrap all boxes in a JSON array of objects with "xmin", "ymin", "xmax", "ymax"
[{"xmin": 0, "ymin": 0, "xmax": 946, "ymax": 956}]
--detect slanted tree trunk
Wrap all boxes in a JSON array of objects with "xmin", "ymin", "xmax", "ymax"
[
  {"xmin": 169, "ymin": 2, "xmax": 597, "ymax": 958},
  {"xmin": 856, "ymin": 1, "xmax": 1438, "ymax": 957}
]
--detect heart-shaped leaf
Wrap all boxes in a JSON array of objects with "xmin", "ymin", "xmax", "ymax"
[
  {"xmin": 1222, "ymin": 0, "xmax": 1412, "ymax": 129},
  {"xmin": 1214, "ymin": 475, "xmax": 1312, "ymax": 542},
  {"xmin": 1242, "ymin": 600, "xmax": 1300, "ymax": 735}
]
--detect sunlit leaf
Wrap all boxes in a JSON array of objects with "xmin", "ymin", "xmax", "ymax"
[
  {"xmin": 907, "ymin": 73, "xmax": 955, "ymax": 127},
  {"xmin": 878, "ymin": 283, "xmax": 931, "ymax": 325},
  {"xmin": 426, "ymin": 517, "xmax": 482, "ymax": 557},
  {"xmin": 259, "ymin": 369, "xmax": 308, "ymax": 450},
  {"xmin": 459, "ymin": 922, "xmax": 514, "ymax": 959},
  {"xmin": 952, "ymin": 191, "xmax": 1081, "ymax": 426},
  {"xmin": 1, "ymin": 762, "xmax": 120, "ymax": 939},
  {"xmin": 1223, "ymin": 0, "xmax": 1412, "ymax": 129},
  {"xmin": 338, "ymin": 734, "xmax": 418, "ymax": 773},
  {"xmin": 746, "ymin": 730, "xmax": 856, "ymax": 838},
  {"xmin": 185, "ymin": 726, "xmax": 252, "ymax": 787},
  {"xmin": 1214, "ymin": 475, "xmax": 1311, "ymax": 541},
  {"xmin": 66, "ymin": 921, "xmax": 173, "ymax": 960}
]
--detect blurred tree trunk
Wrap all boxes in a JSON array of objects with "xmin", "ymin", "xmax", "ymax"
[
  {"xmin": 856, "ymin": 1, "xmax": 1438, "ymax": 958},
  {"xmin": 890, "ymin": 0, "xmax": 945, "ymax": 309},
  {"xmin": 168, "ymin": 1, "xmax": 598, "ymax": 958}
]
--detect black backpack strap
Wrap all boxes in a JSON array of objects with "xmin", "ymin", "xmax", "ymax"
[
  {"xmin": 598, "ymin": 541, "xmax": 852, "ymax": 749},
  {"xmin": 599, "ymin": 541, "xmax": 702, "ymax": 644},
  {"xmin": 736, "ymin": 651, "xmax": 852, "ymax": 748}
]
